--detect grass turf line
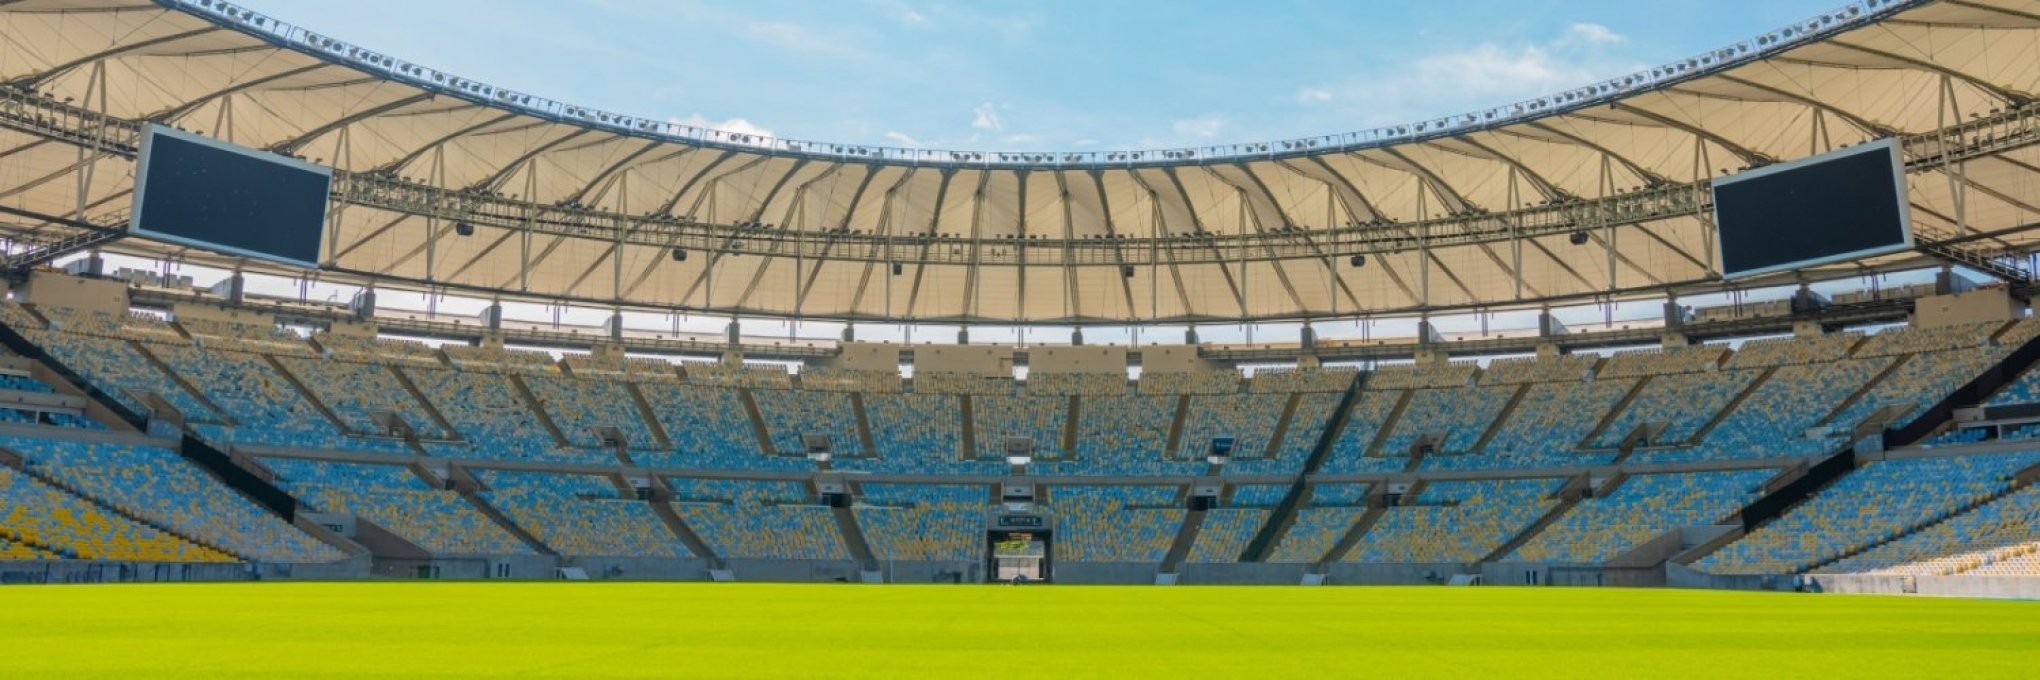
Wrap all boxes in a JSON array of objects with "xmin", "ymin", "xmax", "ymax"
[{"xmin": 0, "ymin": 583, "xmax": 2036, "ymax": 678}]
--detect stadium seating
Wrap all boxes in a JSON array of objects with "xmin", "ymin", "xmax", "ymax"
[
  {"xmin": 5, "ymin": 438, "xmax": 340, "ymax": 562},
  {"xmin": 1184, "ymin": 508, "xmax": 1267, "ymax": 563},
  {"xmin": 1264, "ymin": 507, "xmax": 1363, "ymax": 563},
  {"xmin": 1063, "ymin": 393, "xmax": 1199, "ymax": 476},
  {"xmin": 844, "ymin": 393, "xmax": 1001, "ymax": 475},
  {"xmin": 636, "ymin": 382, "xmax": 803, "ymax": 470},
  {"xmin": 1722, "ymin": 333, "xmax": 1862, "ymax": 369},
  {"xmin": 0, "ymin": 466, "xmax": 234, "ymax": 562},
  {"xmin": 1478, "ymin": 355, "xmax": 1594, "ymax": 385},
  {"xmin": 855, "ymin": 484, "xmax": 986, "ymax": 562},
  {"xmin": 311, "ymin": 333, "xmax": 444, "ymax": 368},
  {"xmin": 1825, "ymin": 348, "xmax": 2003, "ymax": 431},
  {"xmin": 973, "ymin": 393, "xmax": 1068, "ymax": 460},
  {"xmin": 409, "ymin": 367, "xmax": 605, "ymax": 464},
  {"xmin": 1247, "ymin": 367, "xmax": 1357, "ymax": 393},
  {"xmin": 26, "ymin": 328, "xmax": 221, "ymax": 423},
  {"xmin": 752, "ymin": 389, "xmax": 864, "ymax": 457},
  {"xmin": 672, "ymin": 479, "xmax": 847, "ymax": 561},
  {"xmin": 1696, "ymin": 453, "xmax": 2040, "ymax": 574},
  {"xmin": 178, "ymin": 317, "xmax": 316, "ymax": 357},
  {"xmin": 1316, "ymin": 391, "xmax": 1407, "ymax": 474},
  {"xmin": 1344, "ymin": 479, "xmax": 1559, "ymax": 563},
  {"xmin": 478, "ymin": 470, "xmax": 688, "ymax": 558},
  {"xmin": 1596, "ymin": 345, "xmax": 1726, "ymax": 379},
  {"xmin": 262, "ymin": 457, "xmax": 531, "ymax": 555},
  {"xmin": 1226, "ymin": 392, "xmax": 1343, "ymax": 476},
  {"xmin": 684, "ymin": 362, "xmax": 793, "ymax": 390},
  {"xmin": 1026, "ymin": 372, "xmax": 1128, "ymax": 396},
  {"xmin": 278, "ymin": 356, "xmax": 451, "ymax": 439},
  {"xmin": 1594, "ymin": 369, "xmax": 1757, "ymax": 447},
  {"xmin": 149, "ymin": 344, "xmax": 367, "ymax": 450},
  {"xmin": 1508, "ymin": 470, "xmax": 1773, "ymax": 563},
  {"xmin": 1136, "ymin": 370, "xmax": 1237, "ymax": 395},
  {"xmin": 1229, "ymin": 484, "xmax": 1289, "ymax": 507},
  {"xmin": 521, "ymin": 374, "xmax": 661, "ymax": 450},
  {"xmin": 1380, "ymin": 384, "xmax": 1514, "ymax": 455},
  {"xmin": 1176, "ymin": 393, "xmax": 1284, "ymax": 462},
  {"xmin": 1475, "ymin": 380, "xmax": 1632, "ymax": 468},
  {"xmin": 1639, "ymin": 358, "xmax": 1891, "ymax": 464},
  {"xmin": 1050, "ymin": 486, "xmax": 1183, "ymax": 563},
  {"xmin": 1825, "ymin": 486, "xmax": 2040, "ymax": 576},
  {"xmin": 1365, "ymin": 362, "xmax": 1478, "ymax": 390},
  {"xmin": 799, "ymin": 367, "xmax": 902, "ymax": 394}
]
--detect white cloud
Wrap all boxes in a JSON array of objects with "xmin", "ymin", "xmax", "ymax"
[
  {"xmin": 971, "ymin": 102, "xmax": 1003, "ymax": 131},
  {"xmin": 1171, "ymin": 115, "xmax": 1226, "ymax": 139},
  {"xmin": 669, "ymin": 114, "xmax": 776, "ymax": 141},
  {"xmin": 884, "ymin": 131, "xmax": 922, "ymax": 146},
  {"xmin": 1296, "ymin": 87, "xmax": 1334, "ymax": 104},
  {"xmin": 1566, "ymin": 22, "xmax": 1626, "ymax": 45}
]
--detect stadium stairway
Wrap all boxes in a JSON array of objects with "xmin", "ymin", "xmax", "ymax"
[
  {"xmin": 262, "ymin": 355, "xmax": 355, "ymax": 435},
  {"xmin": 1157, "ymin": 503, "xmax": 1207, "ymax": 576},
  {"xmin": 620, "ymin": 383, "xmax": 675, "ymax": 450},
  {"xmin": 445, "ymin": 465, "xmax": 558, "ymax": 557},
  {"xmin": 1311, "ymin": 483, "xmax": 1401, "ymax": 569},
  {"xmin": 1674, "ymin": 451, "xmax": 1859, "ymax": 567},
  {"xmin": 385, "ymin": 366, "xmax": 461, "ymax": 439},
  {"xmin": 1469, "ymin": 383, "xmax": 1532, "ymax": 453},
  {"xmin": 503, "ymin": 374, "xmax": 573, "ymax": 447},
  {"xmin": 1479, "ymin": 475, "xmax": 1592, "ymax": 564},
  {"xmin": 129, "ymin": 342, "xmax": 236, "ymax": 426},
  {"xmin": 1684, "ymin": 366, "xmax": 1779, "ymax": 444},
  {"xmin": 737, "ymin": 388, "xmax": 777, "ymax": 455},
  {"xmin": 1239, "ymin": 380, "xmax": 1378, "ymax": 561},
  {"xmin": 1577, "ymin": 377, "xmax": 1653, "ymax": 449},
  {"xmin": 1163, "ymin": 394, "xmax": 1190, "ymax": 455},
  {"xmin": 641, "ymin": 476, "xmax": 724, "ymax": 569},
  {"xmin": 825, "ymin": 498, "xmax": 881, "ymax": 574},
  {"xmin": 956, "ymin": 394, "xmax": 978, "ymax": 458},
  {"xmin": 847, "ymin": 393, "xmax": 878, "ymax": 454}
]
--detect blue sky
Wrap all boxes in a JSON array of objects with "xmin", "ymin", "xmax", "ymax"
[{"xmin": 239, "ymin": 0, "xmax": 1846, "ymax": 151}]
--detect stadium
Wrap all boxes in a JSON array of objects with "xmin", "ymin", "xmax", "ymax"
[{"xmin": 0, "ymin": 0, "xmax": 2038, "ymax": 675}]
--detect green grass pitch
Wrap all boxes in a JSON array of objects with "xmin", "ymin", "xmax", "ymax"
[{"xmin": 1, "ymin": 583, "xmax": 2036, "ymax": 678}]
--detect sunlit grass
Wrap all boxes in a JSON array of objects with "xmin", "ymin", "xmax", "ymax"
[{"xmin": 0, "ymin": 582, "xmax": 2035, "ymax": 678}]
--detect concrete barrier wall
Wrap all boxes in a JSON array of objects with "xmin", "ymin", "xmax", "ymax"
[
  {"xmin": 1812, "ymin": 574, "xmax": 2040, "ymax": 599},
  {"xmin": 873, "ymin": 560, "xmax": 980, "ymax": 584},
  {"xmin": 1177, "ymin": 562, "xmax": 1311, "ymax": 585},
  {"xmin": 0, "ymin": 560, "xmax": 254, "ymax": 584},
  {"xmin": 723, "ymin": 558, "xmax": 863, "ymax": 583},
  {"xmin": 1321, "ymin": 563, "xmax": 1465, "ymax": 585},
  {"xmin": 1054, "ymin": 562, "xmax": 1160, "ymax": 584}
]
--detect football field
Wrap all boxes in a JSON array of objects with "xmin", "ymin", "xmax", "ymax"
[{"xmin": 0, "ymin": 582, "xmax": 2035, "ymax": 678}]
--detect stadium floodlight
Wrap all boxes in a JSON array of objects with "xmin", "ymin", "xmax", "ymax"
[
  {"xmin": 1003, "ymin": 437, "xmax": 1033, "ymax": 467},
  {"xmin": 1207, "ymin": 437, "xmax": 1235, "ymax": 466},
  {"xmin": 801, "ymin": 433, "xmax": 832, "ymax": 463}
]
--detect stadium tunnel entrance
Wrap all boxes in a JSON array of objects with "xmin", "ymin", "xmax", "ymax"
[{"xmin": 988, "ymin": 530, "xmax": 1050, "ymax": 583}]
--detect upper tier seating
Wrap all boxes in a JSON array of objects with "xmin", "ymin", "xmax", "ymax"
[
  {"xmin": 1508, "ymin": 469, "xmax": 1774, "ymax": 563},
  {"xmin": 522, "ymin": 374, "xmax": 661, "ymax": 450},
  {"xmin": 311, "ymin": 333, "xmax": 443, "ymax": 368},
  {"xmin": 1365, "ymin": 362, "xmax": 1478, "ymax": 390},
  {"xmin": 149, "ymin": 344, "xmax": 371, "ymax": 451},
  {"xmin": 479, "ymin": 470, "xmax": 688, "ymax": 558},
  {"xmin": 1722, "ymin": 332, "xmax": 1862, "ymax": 369},
  {"xmin": 1226, "ymin": 392, "xmax": 1341, "ymax": 476},
  {"xmin": 263, "ymin": 457, "xmax": 531, "ymax": 555},
  {"xmin": 1316, "ymin": 390, "xmax": 1408, "ymax": 474},
  {"xmin": 278, "ymin": 357, "xmax": 451, "ymax": 439},
  {"xmin": 1380, "ymin": 384, "xmax": 1514, "ymax": 455},
  {"xmin": 799, "ymin": 367, "xmax": 902, "ymax": 394},
  {"xmin": 442, "ymin": 345, "xmax": 558, "ymax": 374},
  {"xmin": 178, "ymin": 317, "xmax": 316, "ymax": 357},
  {"xmin": 1696, "ymin": 452, "xmax": 2040, "ymax": 574},
  {"xmin": 1026, "ymin": 372, "xmax": 1129, "ymax": 396},
  {"xmin": 1594, "ymin": 369, "xmax": 1758, "ymax": 447},
  {"xmin": 1825, "ymin": 348, "xmax": 2004, "ymax": 431},
  {"xmin": 1344, "ymin": 479, "xmax": 1559, "ymax": 563},
  {"xmin": 1597, "ymin": 345, "xmax": 1726, "ymax": 379},
  {"xmin": 684, "ymin": 362, "xmax": 793, "ymax": 390},
  {"xmin": 841, "ymin": 393, "xmax": 1000, "ymax": 475},
  {"xmin": 1248, "ymin": 367, "xmax": 1357, "ymax": 394},
  {"xmin": 1638, "ymin": 357, "xmax": 1892, "ymax": 464},
  {"xmin": 1058, "ymin": 394, "xmax": 1200, "ymax": 476},
  {"xmin": 753, "ymin": 389, "xmax": 864, "ymax": 456},
  {"xmin": 1176, "ymin": 393, "xmax": 1285, "ymax": 462},
  {"xmin": 26, "ymin": 329, "xmax": 220, "ymax": 423},
  {"xmin": 561, "ymin": 354, "xmax": 679, "ymax": 382},
  {"xmin": 409, "ymin": 367, "xmax": 603, "ymax": 464},
  {"xmin": 1478, "ymin": 355, "xmax": 1595, "ymax": 385},
  {"xmin": 973, "ymin": 393, "xmax": 1069, "ymax": 460},
  {"xmin": 1137, "ymin": 370, "xmax": 1238, "ymax": 395},
  {"xmin": 1471, "ymin": 379, "xmax": 1633, "ymax": 468},
  {"xmin": 638, "ymin": 383, "xmax": 799, "ymax": 470},
  {"xmin": 5, "ymin": 438, "xmax": 340, "ymax": 562}
]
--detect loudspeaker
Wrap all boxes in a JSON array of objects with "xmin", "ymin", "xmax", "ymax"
[
  {"xmin": 1121, "ymin": 265, "xmax": 1135, "ymax": 278},
  {"xmin": 454, "ymin": 222, "xmax": 475, "ymax": 236},
  {"xmin": 890, "ymin": 262, "xmax": 904, "ymax": 276},
  {"xmin": 1348, "ymin": 254, "xmax": 1366, "ymax": 268},
  {"xmin": 671, "ymin": 248, "xmax": 687, "ymax": 262},
  {"xmin": 1568, "ymin": 230, "xmax": 1589, "ymax": 245}
]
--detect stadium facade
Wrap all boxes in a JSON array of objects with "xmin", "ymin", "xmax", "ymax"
[{"xmin": 0, "ymin": 0, "xmax": 2035, "ymax": 594}]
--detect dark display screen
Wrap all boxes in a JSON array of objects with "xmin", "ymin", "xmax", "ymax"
[
  {"xmin": 1711, "ymin": 138, "xmax": 1911, "ymax": 279},
  {"xmin": 130, "ymin": 124, "xmax": 331, "ymax": 268}
]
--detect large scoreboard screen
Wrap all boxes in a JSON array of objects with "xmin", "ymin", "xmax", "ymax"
[
  {"xmin": 130, "ymin": 124, "xmax": 332, "ymax": 269},
  {"xmin": 1711, "ymin": 138, "xmax": 1912, "ymax": 280}
]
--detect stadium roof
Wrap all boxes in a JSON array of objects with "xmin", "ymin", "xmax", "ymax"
[{"xmin": 0, "ymin": 0, "xmax": 2035, "ymax": 324}]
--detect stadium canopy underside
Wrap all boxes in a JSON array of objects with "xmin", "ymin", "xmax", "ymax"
[{"xmin": 0, "ymin": 0, "xmax": 2035, "ymax": 324}]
